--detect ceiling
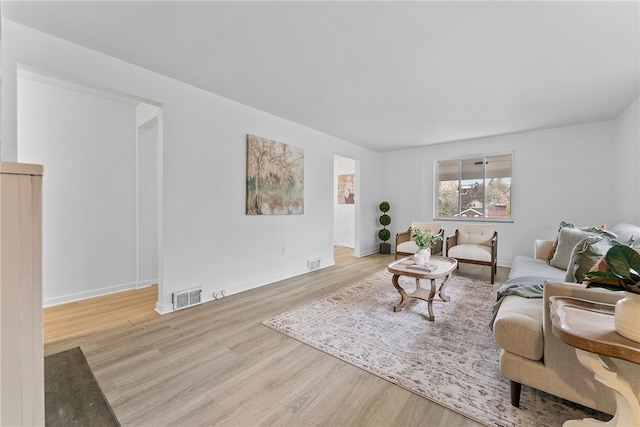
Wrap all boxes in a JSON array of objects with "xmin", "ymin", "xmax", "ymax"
[{"xmin": 3, "ymin": 1, "xmax": 639, "ymax": 153}]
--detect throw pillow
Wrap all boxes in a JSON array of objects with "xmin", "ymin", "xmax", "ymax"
[
  {"xmin": 550, "ymin": 226, "xmax": 616, "ymax": 270},
  {"xmin": 565, "ymin": 235, "xmax": 613, "ymax": 283},
  {"xmin": 609, "ymin": 223, "xmax": 640, "ymax": 247},
  {"xmin": 548, "ymin": 221, "xmax": 574, "ymax": 261}
]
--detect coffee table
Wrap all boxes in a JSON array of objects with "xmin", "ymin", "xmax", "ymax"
[{"xmin": 387, "ymin": 256, "xmax": 458, "ymax": 321}]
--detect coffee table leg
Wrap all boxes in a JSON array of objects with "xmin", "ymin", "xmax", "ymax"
[
  {"xmin": 438, "ymin": 273, "xmax": 452, "ymax": 302},
  {"xmin": 392, "ymin": 274, "xmax": 408, "ymax": 312},
  {"xmin": 426, "ymin": 278, "xmax": 437, "ymax": 321}
]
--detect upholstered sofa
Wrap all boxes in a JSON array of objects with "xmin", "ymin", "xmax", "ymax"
[{"xmin": 492, "ymin": 222, "xmax": 640, "ymax": 415}]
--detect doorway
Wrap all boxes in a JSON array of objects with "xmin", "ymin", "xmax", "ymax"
[
  {"xmin": 137, "ymin": 115, "xmax": 159, "ymax": 288},
  {"xmin": 17, "ymin": 69, "xmax": 164, "ymax": 310},
  {"xmin": 334, "ymin": 156, "xmax": 356, "ymax": 259},
  {"xmin": 136, "ymin": 104, "xmax": 164, "ymax": 313}
]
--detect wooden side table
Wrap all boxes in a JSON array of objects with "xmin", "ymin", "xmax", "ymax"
[
  {"xmin": 549, "ymin": 296, "xmax": 640, "ymax": 427},
  {"xmin": 387, "ymin": 256, "xmax": 458, "ymax": 321}
]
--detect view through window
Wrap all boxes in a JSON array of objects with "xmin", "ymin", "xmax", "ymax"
[{"xmin": 436, "ymin": 153, "xmax": 512, "ymax": 219}]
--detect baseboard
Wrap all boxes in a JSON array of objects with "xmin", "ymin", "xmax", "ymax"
[
  {"xmin": 154, "ymin": 261, "xmax": 336, "ymax": 315},
  {"xmin": 334, "ymin": 242, "xmax": 354, "ymax": 248},
  {"xmin": 155, "ymin": 301, "xmax": 173, "ymax": 315},
  {"xmin": 43, "ymin": 280, "xmax": 155, "ymax": 307},
  {"xmin": 357, "ymin": 247, "xmax": 380, "ymax": 257},
  {"xmin": 136, "ymin": 279, "xmax": 157, "ymax": 288}
]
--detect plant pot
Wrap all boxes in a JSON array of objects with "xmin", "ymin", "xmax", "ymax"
[
  {"xmin": 379, "ymin": 242, "xmax": 391, "ymax": 254},
  {"xmin": 413, "ymin": 248, "xmax": 431, "ymax": 266},
  {"xmin": 614, "ymin": 291, "xmax": 640, "ymax": 343}
]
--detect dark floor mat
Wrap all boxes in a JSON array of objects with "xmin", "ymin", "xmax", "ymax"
[{"xmin": 45, "ymin": 346, "xmax": 120, "ymax": 427}]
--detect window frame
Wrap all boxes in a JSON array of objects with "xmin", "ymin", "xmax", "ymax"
[{"xmin": 433, "ymin": 151, "xmax": 513, "ymax": 223}]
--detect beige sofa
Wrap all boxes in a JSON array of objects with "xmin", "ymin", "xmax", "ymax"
[{"xmin": 492, "ymin": 222, "xmax": 640, "ymax": 415}]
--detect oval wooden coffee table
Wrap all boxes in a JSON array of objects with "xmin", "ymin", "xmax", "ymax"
[{"xmin": 387, "ymin": 256, "xmax": 458, "ymax": 321}]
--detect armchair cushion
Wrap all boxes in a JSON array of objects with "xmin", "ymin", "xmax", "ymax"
[
  {"xmin": 456, "ymin": 223, "xmax": 495, "ymax": 246},
  {"xmin": 448, "ymin": 244, "xmax": 492, "ymax": 262},
  {"xmin": 409, "ymin": 221, "xmax": 442, "ymax": 239},
  {"xmin": 396, "ymin": 240, "xmax": 420, "ymax": 254}
]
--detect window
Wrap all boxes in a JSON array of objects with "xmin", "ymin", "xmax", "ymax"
[{"xmin": 435, "ymin": 153, "xmax": 512, "ymax": 220}]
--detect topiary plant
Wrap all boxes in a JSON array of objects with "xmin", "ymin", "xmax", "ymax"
[{"xmin": 378, "ymin": 201, "xmax": 391, "ymax": 254}]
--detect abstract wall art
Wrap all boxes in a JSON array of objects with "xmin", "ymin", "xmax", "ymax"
[
  {"xmin": 337, "ymin": 174, "xmax": 355, "ymax": 204},
  {"xmin": 246, "ymin": 134, "xmax": 304, "ymax": 215}
]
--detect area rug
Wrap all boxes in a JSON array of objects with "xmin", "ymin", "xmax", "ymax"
[
  {"xmin": 45, "ymin": 346, "xmax": 120, "ymax": 427},
  {"xmin": 262, "ymin": 270, "xmax": 609, "ymax": 427}
]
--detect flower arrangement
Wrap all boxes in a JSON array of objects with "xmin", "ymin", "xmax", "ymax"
[
  {"xmin": 412, "ymin": 228, "xmax": 443, "ymax": 250},
  {"xmin": 584, "ymin": 245, "xmax": 640, "ymax": 294}
]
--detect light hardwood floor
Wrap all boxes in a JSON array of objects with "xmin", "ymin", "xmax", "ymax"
[{"xmin": 44, "ymin": 248, "xmax": 509, "ymax": 427}]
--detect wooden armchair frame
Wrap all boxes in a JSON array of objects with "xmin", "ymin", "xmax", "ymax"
[
  {"xmin": 395, "ymin": 228, "xmax": 444, "ymax": 260},
  {"xmin": 446, "ymin": 229, "xmax": 498, "ymax": 283}
]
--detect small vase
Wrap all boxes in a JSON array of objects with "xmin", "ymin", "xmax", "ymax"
[
  {"xmin": 614, "ymin": 291, "xmax": 640, "ymax": 343},
  {"xmin": 414, "ymin": 248, "xmax": 431, "ymax": 266}
]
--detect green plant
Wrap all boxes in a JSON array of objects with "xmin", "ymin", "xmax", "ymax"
[
  {"xmin": 584, "ymin": 245, "xmax": 640, "ymax": 294},
  {"xmin": 378, "ymin": 201, "xmax": 391, "ymax": 242},
  {"xmin": 412, "ymin": 228, "xmax": 443, "ymax": 249}
]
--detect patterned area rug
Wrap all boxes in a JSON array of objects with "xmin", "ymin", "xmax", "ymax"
[{"xmin": 262, "ymin": 270, "xmax": 608, "ymax": 427}]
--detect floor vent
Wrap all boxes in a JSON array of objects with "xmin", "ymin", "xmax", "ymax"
[
  {"xmin": 172, "ymin": 287, "xmax": 202, "ymax": 311},
  {"xmin": 307, "ymin": 259, "xmax": 321, "ymax": 271}
]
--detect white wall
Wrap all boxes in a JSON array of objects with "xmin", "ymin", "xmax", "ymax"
[
  {"xmin": 381, "ymin": 121, "xmax": 618, "ymax": 266},
  {"xmin": 4, "ymin": 19, "xmax": 634, "ymax": 308},
  {"xmin": 334, "ymin": 156, "xmax": 355, "ymax": 248},
  {"xmin": 17, "ymin": 73, "xmax": 139, "ymax": 305},
  {"xmin": 2, "ymin": 20, "xmax": 381, "ymax": 311},
  {"xmin": 613, "ymin": 97, "xmax": 640, "ymax": 225}
]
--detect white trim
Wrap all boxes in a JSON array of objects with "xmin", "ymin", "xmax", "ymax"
[
  {"xmin": 43, "ymin": 281, "xmax": 155, "ymax": 308},
  {"xmin": 153, "ymin": 261, "xmax": 336, "ymax": 315},
  {"xmin": 433, "ymin": 150, "xmax": 513, "ymax": 221}
]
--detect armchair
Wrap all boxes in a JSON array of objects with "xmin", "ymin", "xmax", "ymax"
[
  {"xmin": 446, "ymin": 223, "xmax": 498, "ymax": 283},
  {"xmin": 395, "ymin": 221, "xmax": 444, "ymax": 260}
]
